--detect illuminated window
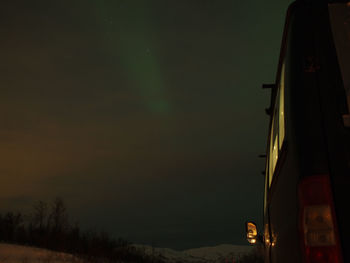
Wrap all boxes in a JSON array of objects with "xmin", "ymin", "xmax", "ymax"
[
  {"xmin": 268, "ymin": 115, "xmax": 277, "ymax": 187},
  {"xmin": 264, "ymin": 157, "xmax": 269, "ymax": 213},
  {"xmin": 269, "ymin": 130, "xmax": 278, "ymax": 187},
  {"xmin": 279, "ymin": 63, "xmax": 285, "ymax": 150},
  {"xmin": 268, "ymin": 63, "xmax": 286, "ymax": 188}
]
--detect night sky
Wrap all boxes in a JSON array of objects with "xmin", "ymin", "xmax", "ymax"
[{"xmin": 1, "ymin": 0, "xmax": 293, "ymax": 250}]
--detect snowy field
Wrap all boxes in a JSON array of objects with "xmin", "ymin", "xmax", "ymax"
[
  {"xmin": 0, "ymin": 244, "xmax": 82, "ymax": 263},
  {"xmin": 133, "ymin": 244, "xmax": 254, "ymax": 263},
  {"xmin": 0, "ymin": 243, "xmax": 253, "ymax": 263}
]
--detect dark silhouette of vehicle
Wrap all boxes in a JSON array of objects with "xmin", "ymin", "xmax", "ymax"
[{"xmin": 246, "ymin": 0, "xmax": 350, "ymax": 262}]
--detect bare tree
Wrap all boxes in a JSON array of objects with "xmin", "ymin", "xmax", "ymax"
[
  {"xmin": 32, "ymin": 200, "xmax": 48, "ymax": 232},
  {"xmin": 49, "ymin": 197, "xmax": 68, "ymax": 234}
]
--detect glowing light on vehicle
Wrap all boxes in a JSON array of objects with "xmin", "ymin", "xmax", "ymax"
[
  {"xmin": 299, "ymin": 175, "xmax": 343, "ymax": 263},
  {"xmin": 246, "ymin": 222, "xmax": 258, "ymax": 244},
  {"xmin": 303, "ymin": 205, "xmax": 335, "ymax": 246}
]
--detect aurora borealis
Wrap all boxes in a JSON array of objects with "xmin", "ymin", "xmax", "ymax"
[{"xmin": 1, "ymin": 0, "xmax": 293, "ymax": 249}]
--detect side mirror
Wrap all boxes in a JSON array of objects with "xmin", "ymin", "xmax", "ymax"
[{"xmin": 245, "ymin": 221, "xmax": 258, "ymax": 244}]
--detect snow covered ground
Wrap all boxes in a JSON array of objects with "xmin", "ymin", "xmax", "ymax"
[
  {"xmin": 0, "ymin": 244, "xmax": 82, "ymax": 263},
  {"xmin": 0, "ymin": 243, "xmax": 253, "ymax": 263},
  {"xmin": 133, "ymin": 244, "xmax": 254, "ymax": 263}
]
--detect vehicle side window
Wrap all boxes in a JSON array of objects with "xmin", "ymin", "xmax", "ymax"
[
  {"xmin": 279, "ymin": 64, "xmax": 285, "ymax": 149},
  {"xmin": 268, "ymin": 63, "xmax": 286, "ymax": 188},
  {"xmin": 264, "ymin": 157, "xmax": 269, "ymax": 213}
]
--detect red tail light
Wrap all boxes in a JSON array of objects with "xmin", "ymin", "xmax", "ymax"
[{"xmin": 298, "ymin": 175, "xmax": 343, "ymax": 263}]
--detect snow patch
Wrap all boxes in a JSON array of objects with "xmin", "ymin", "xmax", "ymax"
[
  {"xmin": 0, "ymin": 243, "xmax": 81, "ymax": 263},
  {"xmin": 133, "ymin": 244, "xmax": 254, "ymax": 263}
]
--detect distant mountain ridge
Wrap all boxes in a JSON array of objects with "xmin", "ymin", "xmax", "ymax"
[{"xmin": 133, "ymin": 244, "xmax": 254, "ymax": 263}]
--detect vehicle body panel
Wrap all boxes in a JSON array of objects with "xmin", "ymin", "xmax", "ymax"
[{"xmin": 262, "ymin": 1, "xmax": 350, "ymax": 262}]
